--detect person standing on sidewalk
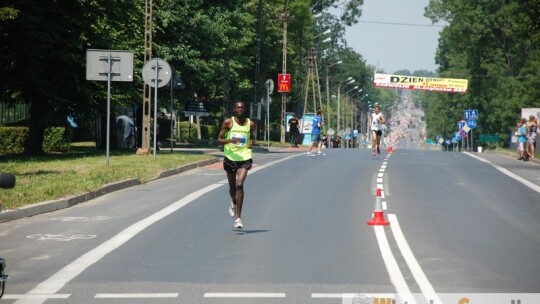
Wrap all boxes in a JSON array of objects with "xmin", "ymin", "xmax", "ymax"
[
  {"xmin": 288, "ymin": 113, "xmax": 300, "ymax": 148},
  {"xmin": 527, "ymin": 115, "xmax": 537, "ymax": 159},
  {"xmin": 516, "ymin": 118, "xmax": 528, "ymax": 161},
  {"xmin": 369, "ymin": 105, "xmax": 385, "ymax": 156},
  {"xmin": 217, "ymin": 101, "xmax": 256, "ymax": 229}
]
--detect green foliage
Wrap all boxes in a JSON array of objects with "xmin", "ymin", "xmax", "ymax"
[
  {"xmin": 176, "ymin": 121, "xmax": 200, "ymax": 142},
  {"xmin": 43, "ymin": 127, "xmax": 71, "ymax": 153},
  {"xmin": 1, "ymin": 0, "xmax": 374, "ymax": 154},
  {"xmin": 0, "ymin": 126, "xmax": 27, "ymax": 155},
  {"xmin": 423, "ymin": 0, "xmax": 540, "ymax": 141}
]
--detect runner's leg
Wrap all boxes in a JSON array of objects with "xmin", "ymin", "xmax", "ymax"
[{"xmin": 234, "ymin": 168, "xmax": 248, "ymax": 219}]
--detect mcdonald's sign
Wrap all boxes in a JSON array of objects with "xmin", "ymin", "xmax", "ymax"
[{"xmin": 277, "ymin": 73, "xmax": 291, "ymax": 93}]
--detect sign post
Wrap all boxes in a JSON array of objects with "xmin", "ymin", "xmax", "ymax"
[
  {"xmin": 86, "ymin": 49, "xmax": 133, "ymax": 165},
  {"xmin": 142, "ymin": 58, "xmax": 172, "ymax": 159}
]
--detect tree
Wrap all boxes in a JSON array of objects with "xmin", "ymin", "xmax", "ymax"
[{"xmin": 425, "ymin": 0, "xmax": 540, "ymax": 141}]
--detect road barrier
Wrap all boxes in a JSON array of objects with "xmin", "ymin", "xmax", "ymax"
[{"xmin": 367, "ymin": 188, "xmax": 390, "ymax": 226}]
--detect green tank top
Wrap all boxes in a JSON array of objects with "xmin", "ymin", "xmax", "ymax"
[{"xmin": 224, "ymin": 117, "xmax": 252, "ymax": 161}]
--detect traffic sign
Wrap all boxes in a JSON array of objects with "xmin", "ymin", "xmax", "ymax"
[
  {"xmin": 265, "ymin": 79, "xmax": 274, "ymax": 95},
  {"xmin": 464, "ymin": 109, "xmax": 478, "ymax": 120},
  {"xmin": 457, "ymin": 120, "xmax": 466, "ymax": 130},
  {"xmin": 142, "ymin": 58, "xmax": 171, "ymax": 88},
  {"xmin": 466, "ymin": 118, "xmax": 477, "ymax": 129},
  {"xmin": 479, "ymin": 134, "xmax": 500, "ymax": 142},
  {"xmin": 277, "ymin": 74, "xmax": 291, "ymax": 93}
]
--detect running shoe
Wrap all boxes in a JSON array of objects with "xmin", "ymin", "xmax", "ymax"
[
  {"xmin": 372, "ymin": 150, "xmax": 376, "ymax": 156},
  {"xmin": 234, "ymin": 218, "xmax": 243, "ymax": 229},
  {"xmin": 317, "ymin": 151, "xmax": 325, "ymax": 156},
  {"xmin": 228, "ymin": 202, "xmax": 236, "ymax": 217},
  {"xmin": 307, "ymin": 152, "xmax": 314, "ymax": 156}
]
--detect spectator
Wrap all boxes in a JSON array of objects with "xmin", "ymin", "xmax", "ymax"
[
  {"xmin": 516, "ymin": 118, "xmax": 528, "ymax": 161},
  {"xmin": 288, "ymin": 113, "xmax": 300, "ymax": 148},
  {"xmin": 527, "ymin": 115, "xmax": 538, "ymax": 159}
]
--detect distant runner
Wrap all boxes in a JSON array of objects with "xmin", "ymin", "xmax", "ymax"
[{"xmin": 370, "ymin": 105, "xmax": 385, "ymax": 156}]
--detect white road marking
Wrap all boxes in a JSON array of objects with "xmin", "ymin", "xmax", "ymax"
[
  {"xmin": 204, "ymin": 293, "xmax": 286, "ymax": 298},
  {"xmin": 389, "ymin": 214, "xmax": 442, "ymax": 304},
  {"xmin": 377, "ymin": 178, "xmax": 383, "ymax": 183},
  {"xmin": 95, "ymin": 293, "xmax": 178, "ymax": 298},
  {"xmin": 312, "ymin": 293, "xmax": 394, "ymax": 298},
  {"xmin": 378, "ymin": 173, "xmax": 384, "ymax": 178},
  {"xmin": 26, "ymin": 234, "xmax": 97, "ymax": 242},
  {"xmin": 465, "ymin": 152, "xmax": 540, "ymax": 193},
  {"xmin": 374, "ymin": 225, "xmax": 417, "ymax": 304},
  {"xmin": 14, "ymin": 153, "xmax": 300, "ymax": 304},
  {"xmin": 3, "ymin": 294, "xmax": 70, "ymax": 299}
]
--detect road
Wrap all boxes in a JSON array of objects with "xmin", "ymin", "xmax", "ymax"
[{"xmin": 1, "ymin": 145, "xmax": 539, "ymax": 304}]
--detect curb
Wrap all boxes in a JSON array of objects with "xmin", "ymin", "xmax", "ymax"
[{"xmin": 0, "ymin": 157, "xmax": 221, "ymax": 223}]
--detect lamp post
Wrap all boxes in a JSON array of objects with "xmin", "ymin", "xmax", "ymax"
[
  {"xmin": 343, "ymin": 86, "xmax": 362, "ymax": 148},
  {"xmin": 325, "ymin": 61, "xmax": 342, "ymax": 130},
  {"xmin": 337, "ymin": 77, "xmax": 355, "ymax": 132}
]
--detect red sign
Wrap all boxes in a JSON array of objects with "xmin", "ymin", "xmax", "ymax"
[{"xmin": 277, "ymin": 74, "xmax": 291, "ymax": 93}]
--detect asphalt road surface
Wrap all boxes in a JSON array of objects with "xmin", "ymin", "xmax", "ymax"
[{"xmin": 1, "ymin": 147, "xmax": 539, "ymax": 304}]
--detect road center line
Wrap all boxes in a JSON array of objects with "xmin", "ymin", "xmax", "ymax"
[
  {"xmin": 374, "ymin": 225, "xmax": 417, "ymax": 304},
  {"xmin": 388, "ymin": 214, "xmax": 442, "ymax": 304}
]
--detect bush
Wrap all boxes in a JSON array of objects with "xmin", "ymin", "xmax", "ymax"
[
  {"xmin": 43, "ymin": 127, "xmax": 71, "ymax": 153},
  {"xmin": 0, "ymin": 127, "xmax": 28, "ymax": 155}
]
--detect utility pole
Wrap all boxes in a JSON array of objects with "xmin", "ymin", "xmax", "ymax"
[
  {"xmin": 302, "ymin": 47, "xmax": 321, "ymax": 118},
  {"xmin": 280, "ymin": 2, "xmax": 289, "ymax": 143},
  {"xmin": 141, "ymin": 0, "xmax": 153, "ymax": 152},
  {"xmin": 253, "ymin": 0, "xmax": 263, "ymax": 141}
]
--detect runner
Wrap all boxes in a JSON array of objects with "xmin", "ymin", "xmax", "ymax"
[
  {"xmin": 217, "ymin": 101, "xmax": 256, "ymax": 229},
  {"xmin": 369, "ymin": 105, "xmax": 385, "ymax": 156},
  {"xmin": 307, "ymin": 109, "xmax": 325, "ymax": 156}
]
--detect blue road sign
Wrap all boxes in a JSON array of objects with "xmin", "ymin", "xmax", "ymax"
[
  {"xmin": 464, "ymin": 109, "xmax": 479, "ymax": 120},
  {"xmin": 458, "ymin": 121, "xmax": 466, "ymax": 130},
  {"xmin": 466, "ymin": 118, "xmax": 477, "ymax": 129}
]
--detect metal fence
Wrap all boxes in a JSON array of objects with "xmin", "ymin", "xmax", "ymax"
[{"xmin": 0, "ymin": 103, "xmax": 30, "ymax": 125}]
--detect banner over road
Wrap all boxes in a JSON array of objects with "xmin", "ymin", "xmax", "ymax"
[{"xmin": 373, "ymin": 73, "xmax": 468, "ymax": 93}]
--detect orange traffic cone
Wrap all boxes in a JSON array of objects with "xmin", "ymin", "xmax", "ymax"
[{"xmin": 367, "ymin": 188, "xmax": 390, "ymax": 226}]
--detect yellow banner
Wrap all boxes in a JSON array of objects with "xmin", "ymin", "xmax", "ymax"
[{"xmin": 373, "ymin": 73, "xmax": 468, "ymax": 93}]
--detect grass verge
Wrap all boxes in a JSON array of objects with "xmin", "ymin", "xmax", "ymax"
[{"xmin": 0, "ymin": 142, "xmax": 215, "ymax": 210}]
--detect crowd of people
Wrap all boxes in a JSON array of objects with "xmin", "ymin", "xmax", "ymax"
[{"xmin": 515, "ymin": 115, "xmax": 538, "ymax": 161}]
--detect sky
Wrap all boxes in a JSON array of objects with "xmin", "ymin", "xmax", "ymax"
[{"xmin": 343, "ymin": 0, "xmax": 444, "ymax": 74}]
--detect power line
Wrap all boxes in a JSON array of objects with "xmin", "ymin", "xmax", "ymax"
[{"xmin": 358, "ymin": 20, "xmax": 445, "ymax": 28}]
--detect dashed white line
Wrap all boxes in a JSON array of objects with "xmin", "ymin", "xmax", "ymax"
[
  {"xmin": 95, "ymin": 293, "xmax": 178, "ymax": 298},
  {"xmin": 204, "ymin": 293, "xmax": 286, "ymax": 298},
  {"xmin": 3, "ymin": 294, "xmax": 70, "ymax": 299}
]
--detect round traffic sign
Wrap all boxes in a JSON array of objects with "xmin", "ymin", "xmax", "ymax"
[
  {"xmin": 466, "ymin": 118, "xmax": 477, "ymax": 129},
  {"xmin": 142, "ymin": 58, "xmax": 172, "ymax": 88}
]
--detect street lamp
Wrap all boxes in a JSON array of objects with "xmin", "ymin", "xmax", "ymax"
[
  {"xmin": 338, "ymin": 77, "xmax": 355, "ymax": 132},
  {"xmin": 325, "ymin": 60, "xmax": 342, "ymax": 130}
]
